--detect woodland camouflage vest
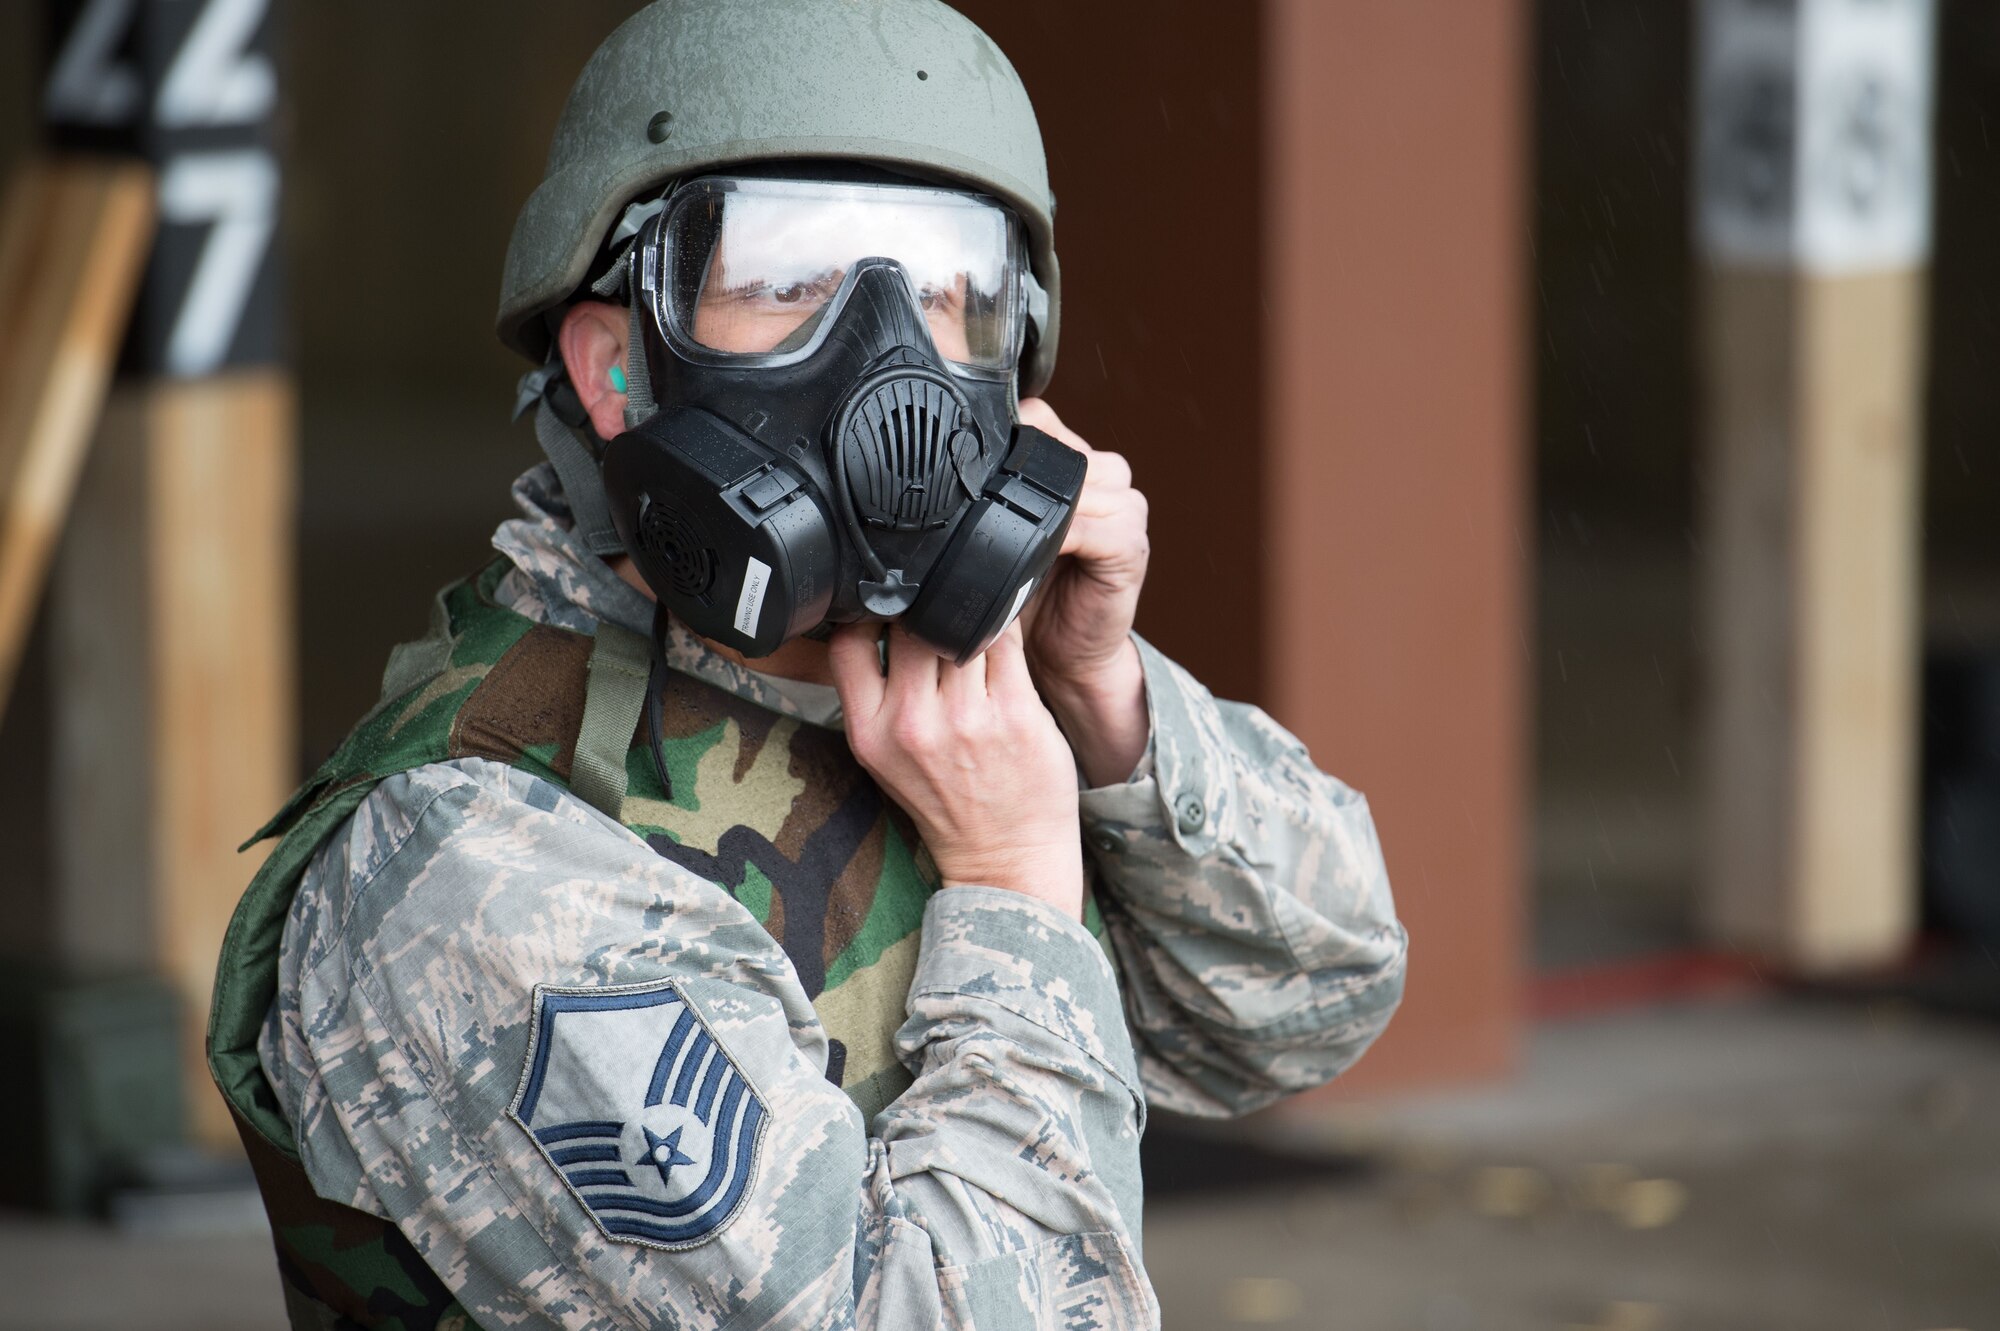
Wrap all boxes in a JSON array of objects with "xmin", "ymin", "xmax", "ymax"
[{"xmin": 206, "ymin": 561, "xmax": 1100, "ymax": 1330}]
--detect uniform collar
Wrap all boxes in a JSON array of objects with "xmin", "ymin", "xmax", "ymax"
[{"xmin": 491, "ymin": 464, "xmax": 844, "ymax": 728}]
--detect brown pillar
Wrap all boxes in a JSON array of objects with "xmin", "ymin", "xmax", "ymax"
[
  {"xmin": 1265, "ymin": 0, "xmax": 1528, "ymax": 1090},
  {"xmin": 947, "ymin": 0, "xmax": 1266, "ymax": 706},
  {"xmin": 930, "ymin": 0, "xmax": 1524, "ymax": 1091}
]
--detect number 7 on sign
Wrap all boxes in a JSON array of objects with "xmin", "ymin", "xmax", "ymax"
[{"xmin": 157, "ymin": 150, "xmax": 277, "ymax": 379}]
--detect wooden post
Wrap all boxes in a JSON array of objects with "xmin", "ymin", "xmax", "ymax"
[
  {"xmin": 1695, "ymin": 0, "xmax": 1931, "ymax": 969},
  {"xmin": 41, "ymin": 0, "xmax": 295, "ymax": 1146}
]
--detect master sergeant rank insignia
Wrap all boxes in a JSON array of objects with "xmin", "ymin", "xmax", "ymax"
[{"xmin": 509, "ymin": 978, "xmax": 768, "ymax": 1249}]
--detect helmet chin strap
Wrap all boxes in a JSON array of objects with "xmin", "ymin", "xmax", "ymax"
[{"xmin": 527, "ymin": 391, "xmax": 627, "ymax": 558}]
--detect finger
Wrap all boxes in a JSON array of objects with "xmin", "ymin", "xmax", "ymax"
[
  {"xmin": 983, "ymin": 620, "xmax": 1036, "ymax": 702},
  {"xmin": 1082, "ymin": 448, "xmax": 1132, "ymax": 493},
  {"xmin": 1018, "ymin": 397, "xmax": 1093, "ymax": 453},
  {"xmin": 827, "ymin": 623, "xmax": 887, "ymax": 724},
  {"xmin": 1061, "ymin": 491, "xmax": 1150, "ymax": 561},
  {"xmin": 938, "ymin": 635, "xmax": 990, "ymax": 706},
  {"xmin": 883, "ymin": 623, "xmax": 942, "ymax": 703},
  {"xmin": 1060, "ymin": 501, "xmax": 1097, "ymax": 555},
  {"xmin": 1074, "ymin": 491, "xmax": 1137, "ymax": 526}
]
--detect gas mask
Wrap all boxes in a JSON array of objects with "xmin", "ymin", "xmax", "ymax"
[{"xmin": 599, "ymin": 176, "xmax": 1083, "ymax": 664}]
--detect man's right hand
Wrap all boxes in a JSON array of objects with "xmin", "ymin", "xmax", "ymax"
[{"xmin": 829, "ymin": 621, "xmax": 1084, "ymax": 919}]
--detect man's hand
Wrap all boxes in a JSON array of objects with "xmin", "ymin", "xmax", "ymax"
[
  {"xmin": 1017, "ymin": 398, "xmax": 1151, "ymax": 788},
  {"xmin": 830, "ymin": 621, "xmax": 1084, "ymax": 919}
]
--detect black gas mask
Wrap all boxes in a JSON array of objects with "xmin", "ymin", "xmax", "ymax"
[{"xmin": 599, "ymin": 175, "xmax": 1083, "ymax": 664}]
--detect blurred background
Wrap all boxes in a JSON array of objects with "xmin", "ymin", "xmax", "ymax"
[{"xmin": 1, "ymin": 1, "xmax": 1997, "ymax": 1328}]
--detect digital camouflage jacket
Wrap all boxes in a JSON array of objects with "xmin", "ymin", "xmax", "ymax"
[{"xmin": 223, "ymin": 465, "xmax": 1407, "ymax": 1331}]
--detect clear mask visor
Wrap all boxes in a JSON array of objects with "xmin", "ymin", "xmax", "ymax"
[{"xmin": 655, "ymin": 176, "xmax": 1027, "ymax": 373}]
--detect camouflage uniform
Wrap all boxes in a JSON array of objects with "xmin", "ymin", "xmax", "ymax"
[{"xmin": 254, "ymin": 464, "xmax": 1406, "ymax": 1329}]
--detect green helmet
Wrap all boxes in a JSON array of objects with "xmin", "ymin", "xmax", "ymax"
[{"xmin": 498, "ymin": 0, "xmax": 1061, "ymax": 395}]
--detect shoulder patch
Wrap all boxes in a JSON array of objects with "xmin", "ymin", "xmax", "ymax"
[{"xmin": 509, "ymin": 978, "xmax": 768, "ymax": 1250}]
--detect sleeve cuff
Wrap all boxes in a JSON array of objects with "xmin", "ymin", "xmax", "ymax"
[
  {"xmin": 911, "ymin": 886, "xmax": 1137, "ymax": 1087},
  {"xmin": 1077, "ymin": 633, "xmax": 1230, "ymax": 858}
]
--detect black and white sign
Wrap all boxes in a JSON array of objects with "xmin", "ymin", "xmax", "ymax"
[
  {"xmin": 41, "ymin": 0, "xmax": 283, "ymax": 377},
  {"xmin": 1697, "ymin": 0, "xmax": 1934, "ymax": 272}
]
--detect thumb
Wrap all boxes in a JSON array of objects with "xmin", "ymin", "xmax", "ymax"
[{"xmin": 827, "ymin": 623, "xmax": 887, "ymax": 725}]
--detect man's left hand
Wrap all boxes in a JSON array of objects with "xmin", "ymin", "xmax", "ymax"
[{"xmin": 1017, "ymin": 398, "xmax": 1152, "ymax": 787}]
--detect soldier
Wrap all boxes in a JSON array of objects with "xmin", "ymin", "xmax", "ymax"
[{"xmin": 206, "ymin": 2, "xmax": 1407, "ymax": 1328}]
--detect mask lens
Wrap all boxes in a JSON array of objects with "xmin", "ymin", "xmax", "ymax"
[{"xmin": 661, "ymin": 177, "xmax": 1024, "ymax": 370}]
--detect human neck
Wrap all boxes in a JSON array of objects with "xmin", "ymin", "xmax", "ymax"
[{"xmin": 607, "ymin": 554, "xmax": 836, "ymax": 687}]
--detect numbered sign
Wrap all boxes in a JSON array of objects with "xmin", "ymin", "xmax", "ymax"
[
  {"xmin": 42, "ymin": 0, "xmax": 282, "ymax": 377},
  {"xmin": 1697, "ymin": 0, "xmax": 1935, "ymax": 272}
]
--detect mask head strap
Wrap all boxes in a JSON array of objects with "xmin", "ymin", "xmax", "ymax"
[{"xmin": 511, "ymin": 195, "xmax": 670, "ymax": 556}]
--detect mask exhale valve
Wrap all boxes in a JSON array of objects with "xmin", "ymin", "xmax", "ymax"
[{"xmin": 830, "ymin": 362, "xmax": 984, "ymax": 617}]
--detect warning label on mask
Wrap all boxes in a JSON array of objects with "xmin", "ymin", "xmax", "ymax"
[{"xmin": 735, "ymin": 557, "xmax": 772, "ymax": 638}]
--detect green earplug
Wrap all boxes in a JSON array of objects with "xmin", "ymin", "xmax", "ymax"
[{"xmin": 609, "ymin": 365, "xmax": 629, "ymax": 394}]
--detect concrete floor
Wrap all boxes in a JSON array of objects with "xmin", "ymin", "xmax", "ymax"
[
  {"xmin": 2, "ymin": 993, "xmax": 1995, "ymax": 1331},
  {"xmin": 0, "ymin": 1211, "xmax": 280, "ymax": 1331},
  {"xmin": 1147, "ymin": 994, "xmax": 2000, "ymax": 1331}
]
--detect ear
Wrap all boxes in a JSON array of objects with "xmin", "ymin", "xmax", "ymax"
[{"xmin": 556, "ymin": 300, "xmax": 633, "ymax": 441}]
